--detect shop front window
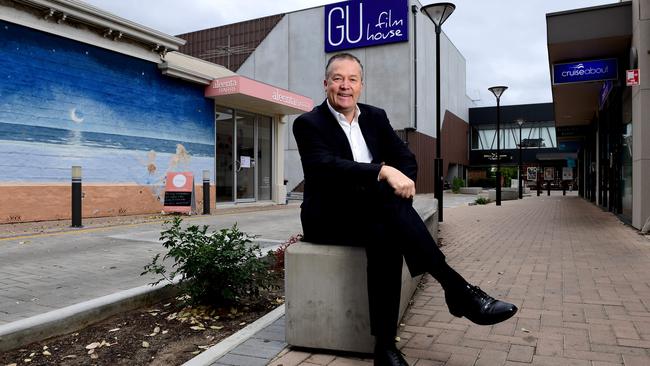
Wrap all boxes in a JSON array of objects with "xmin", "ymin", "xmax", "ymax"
[{"xmin": 471, "ymin": 124, "xmax": 556, "ymax": 150}]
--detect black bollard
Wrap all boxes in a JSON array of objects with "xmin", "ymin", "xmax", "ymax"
[
  {"xmin": 547, "ymin": 182, "xmax": 551, "ymax": 196},
  {"xmin": 71, "ymin": 166, "xmax": 82, "ymax": 227},
  {"xmin": 537, "ymin": 179, "xmax": 541, "ymax": 196},
  {"xmin": 202, "ymin": 170, "xmax": 210, "ymax": 215},
  {"xmin": 563, "ymin": 181, "xmax": 567, "ymax": 196}
]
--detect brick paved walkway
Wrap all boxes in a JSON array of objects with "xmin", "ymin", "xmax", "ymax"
[{"xmin": 270, "ymin": 194, "xmax": 650, "ymax": 366}]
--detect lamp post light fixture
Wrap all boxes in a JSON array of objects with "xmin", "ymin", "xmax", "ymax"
[
  {"xmin": 488, "ymin": 85, "xmax": 507, "ymax": 206},
  {"xmin": 421, "ymin": 2, "xmax": 455, "ymax": 222},
  {"xmin": 516, "ymin": 119, "xmax": 524, "ymax": 199}
]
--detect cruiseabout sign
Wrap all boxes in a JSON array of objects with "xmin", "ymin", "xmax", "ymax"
[
  {"xmin": 324, "ymin": 0, "xmax": 408, "ymax": 52},
  {"xmin": 553, "ymin": 58, "xmax": 618, "ymax": 85}
]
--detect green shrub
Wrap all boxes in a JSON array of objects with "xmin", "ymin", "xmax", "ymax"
[
  {"xmin": 452, "ymin": 177, "xmax": 465, "ymax": 193},
  {"xmin": 475, "ymin": 197, "xmax": 491, "ymax": 205},
  {"xmin": 142, "ymin": 216, "xmax": 274, "ymax": 306}
]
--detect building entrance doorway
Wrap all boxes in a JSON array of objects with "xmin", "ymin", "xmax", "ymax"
[{"xmin": 215, "ymin": 106, "xmax": 272, "ymax": 203}]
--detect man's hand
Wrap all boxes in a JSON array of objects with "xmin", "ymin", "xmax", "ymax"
[{"xmin": 379, "ymin": 165, "xmax": 416, "ymax": 199}]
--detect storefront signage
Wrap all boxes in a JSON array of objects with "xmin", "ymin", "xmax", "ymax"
[
  {"xmin": 212, "ymin": 78, "xmax": 238, "ymax": 94},
  {"xmin": 324, "ymin": 0, "xmax": 408, "ymax": 52},
  {"xmin": 552, "ymin": 58, "xmax": 618, "ymax": 85},
  {"xmin": 205, "ymin": 76, "xmax": 313, "ymax": 112},
  {"xmin": 482, "ymin": 153, "xmax": 511, "ymax": 161},
  {"xmin": 556, "ymin": 126, "xmax": 587, "ymax": 138},
  {"xmin": 163, "ymin": 172, "xmax": 196, "ymax": 214},
  {"xmin": 626, "ymin": 69, "xmax": 640, "ymax": 86}
]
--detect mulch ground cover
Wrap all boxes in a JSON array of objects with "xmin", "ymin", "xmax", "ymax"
[{"xmin": 0, "ymin": 281, "xmax": 284, "ymax": 366}]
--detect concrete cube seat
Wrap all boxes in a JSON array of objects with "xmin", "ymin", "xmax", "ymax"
[
  {"xmin": 285, "ymin": 197, "xmax": 438, "ymax": 353},
  {"xmin": 459, "ymin": 187, "xmax": 482, "ymax": 195},
  {"xmin": 488, "ymin": 188, "xmax": 518, "ymax": 201}
]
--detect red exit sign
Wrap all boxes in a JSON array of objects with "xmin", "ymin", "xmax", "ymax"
[{"xmin": 626, "ymin": 69, "xmax": 640, "ymax": 86}]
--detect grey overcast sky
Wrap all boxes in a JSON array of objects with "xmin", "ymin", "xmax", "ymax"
[{"xmin": 81, "ymin": 0, "xmax": 615, "ymax": 107}]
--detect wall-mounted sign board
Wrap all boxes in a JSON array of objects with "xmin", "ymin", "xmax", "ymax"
[{"xmin": 324, "ymin": 0, "xmax": 408, "ymax": 52}]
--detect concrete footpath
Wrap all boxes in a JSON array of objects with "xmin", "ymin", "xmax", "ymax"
[
  {"xmin": 3, "ymin": 192, "xmax": 650, "ymax": 366},
  {"xmin": 270, "ymin": 193, "xmax": 650, "ymax": 366},
  {"xmin": 0, "ymin": 204, "xmax": 302, "ymax": 325}
]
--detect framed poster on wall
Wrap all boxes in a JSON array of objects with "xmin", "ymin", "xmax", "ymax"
[
  {"xmin": 544, "ymin": 167, "xmax": 555, "ymax": 181},
  {"xmin": 527, "ymin": 167, "xmax": 537, "ymax": 181}
]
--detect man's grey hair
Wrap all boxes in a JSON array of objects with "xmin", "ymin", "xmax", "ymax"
[{"xmin": 325, "ymin": 53, "xmax": 364, "ymax": 80}]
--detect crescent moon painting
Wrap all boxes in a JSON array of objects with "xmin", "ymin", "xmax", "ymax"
[{"xmin": 69, "ymin": 108, "xmax": 84, "ymax": 123}]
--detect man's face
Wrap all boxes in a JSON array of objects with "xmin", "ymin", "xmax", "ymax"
[{"xmin": 324, "ymin": 58, "xmax": 363, "ymax": 118}]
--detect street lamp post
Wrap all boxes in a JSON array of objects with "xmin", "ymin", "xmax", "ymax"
[
  {"xmin": 488, "ymin": 86, "xmax": 507, "ymax": 206},
  {"xmin": 421, "ymin": 2, "xmax": 455, "ymax": 222},
  {"xmin": 517, "ymin": 119, "xmax": 524, "ymax": 199}
]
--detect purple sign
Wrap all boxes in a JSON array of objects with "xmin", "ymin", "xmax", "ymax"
[
  {"xmin": 552, "ymin": 58, "xmax": 618, "ymax": 85},
  {"xmin": 324, "ymin": 0, "xmax": 409, "ymax": 53}
]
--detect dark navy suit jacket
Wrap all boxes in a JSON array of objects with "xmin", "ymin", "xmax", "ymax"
[{"xmin": 293, "ymin": 100, "xmax": 417, "ymax": 245}]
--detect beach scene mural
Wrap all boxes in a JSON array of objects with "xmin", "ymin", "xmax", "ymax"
[{"xmin": 0, "ymin": 20, "xmax": 214, "ymax": 200}]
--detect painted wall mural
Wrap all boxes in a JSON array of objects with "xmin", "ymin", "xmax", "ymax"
[{"xmin": 0, "ymin": 20, "xmax": 214, "ymax": 193}]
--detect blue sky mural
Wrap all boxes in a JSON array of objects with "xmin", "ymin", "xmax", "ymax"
[{"xmin": 0, "ymin": 19, "xmax": 214, "ymax": 184}]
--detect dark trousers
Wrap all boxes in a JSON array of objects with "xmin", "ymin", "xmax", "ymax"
[
  {"xmin": 305, "ymin": 183, "xmax": 449, "ymax": 340},
  {"xmin": 365, "ymin": 184, "xmax": 448, "ymax": 339}
]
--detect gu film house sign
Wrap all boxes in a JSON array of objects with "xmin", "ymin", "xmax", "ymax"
[{"xmin": 325, "ymin": 0, "xmax": 408, "ymax": 52}]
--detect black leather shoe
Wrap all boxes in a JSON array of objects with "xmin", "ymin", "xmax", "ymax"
[
  {"xmin": 374, "ymin": 342, "xmax": 409, "ymax": 366},
  {"xmin": 445, "ymin": 284, "xmax": 518, "ymax": 325}
]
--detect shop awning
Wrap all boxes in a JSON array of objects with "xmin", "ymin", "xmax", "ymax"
[
  {"xmin": 205, "ymin": 76, "xmax": 313, "ymax": 116},
  {"xmin": 546, "ymin": 3, "xmax": 631, "ymax": 128}
]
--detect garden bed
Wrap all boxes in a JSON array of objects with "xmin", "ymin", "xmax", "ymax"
[{"xmin": 0, "ymin": 279, "xmax": 284, "ymax": 366}]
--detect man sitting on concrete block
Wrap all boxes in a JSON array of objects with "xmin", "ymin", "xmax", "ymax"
[{"xmin": 292, "ymin": 53, "xmax": 518, "ymax": 366}]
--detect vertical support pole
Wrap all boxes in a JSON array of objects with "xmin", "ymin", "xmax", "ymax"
[
  {"xmin": 71, "ymin": 166, "xmax": 82, "ymax": 228},
  {"xmin": 518, "ymin": 125, "xmax": 523, "ymax": 199},
  {"xmin": 202, "ymin": 170, "xmax": 210, "ymax": 215},
  {"xmin": 496, "ymin": 98, "xmax": 501, "ymax": 206},
  {"xmin": 435, "ymin": 25, "xmax": 443, "ymax": 222}
]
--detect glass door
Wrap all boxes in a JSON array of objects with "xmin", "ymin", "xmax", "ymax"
[
  {"xmin": 235, "ymin": 112, "xmax": 256, "ymax": 202},
  {"xmin": 215, "ymin": 107, "xmax": 234, "ymax": 203},
  {"xmin": 257, "ymin": 116, "xmax": 272, "ymax": 201},
  {"xmin": 215, "ymin": 106, "xmax": 273, "ymax": 204}
]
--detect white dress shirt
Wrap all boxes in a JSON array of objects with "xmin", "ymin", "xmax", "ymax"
[{"xmin": 327, "ymin": 100, "xmax": 373, "ymax": 164}]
